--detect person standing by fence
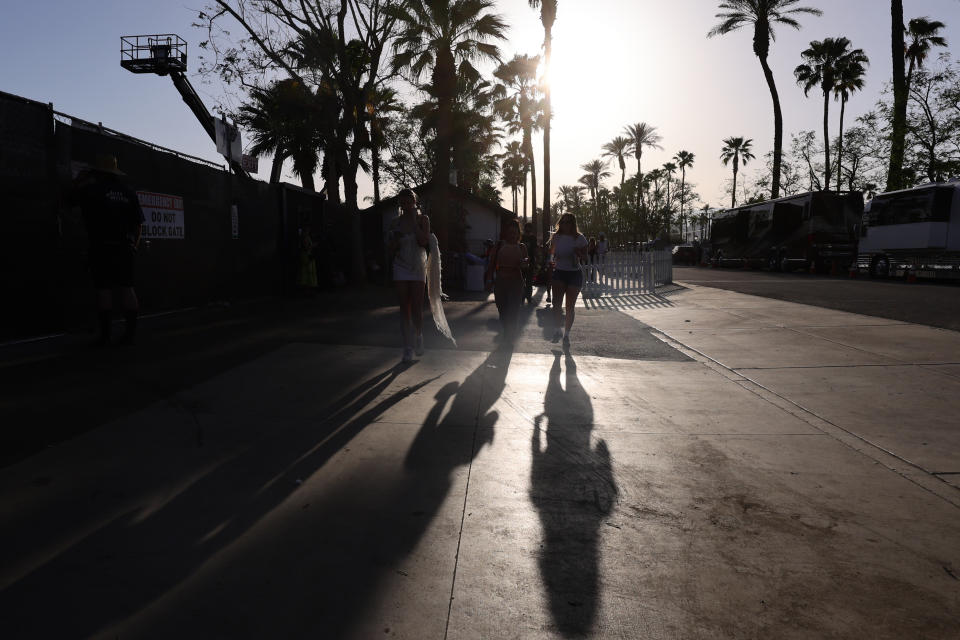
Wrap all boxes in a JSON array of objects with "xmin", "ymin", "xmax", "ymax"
[
  {"xmin": 68, "ymin": 154, "xmax": 144, "ymax": 346},
  {"xmin": 597, "ymin": 232, "xmax": 609, "ymax": 277},
  {"xmin": 549, "ymin": 213, "xmax": 588, "ymax": 344}
]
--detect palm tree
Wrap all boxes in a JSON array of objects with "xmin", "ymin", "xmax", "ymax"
[
  {"xmin": 494, "ymin": 55, "xmax": 543, "ymax": 230},
  {"xmin": 528, "ymin": 0, "xmax": 557, "ymax": 243},
  {"xmin": 888, "ymin": 0, "xmax": 907, "ymax": 191},
  {"xmin": 501, "ymin": 146, "xmax": 526, "ymax": 215},
  {"xmin": 500, "ymin": 140, "xmax": 527, "ymax": 218},
  {"xmin": 662, "ymin": 162, "xmax": 677, "ymax": 237},
  {"xmin": 832, "ymin": 54, "xmax": 869, "ymax": 190},
  {"xmin": 557, "ymin": 185, "xmax": 585, "ymax": 220},
  {"xmin": 237, "ymin": 78, "xmax": 323, "ymax": 191},
  {"xmin": 624, "ymin": 122, "xmax": 663, "ymax": 236},
  {"xmin": 602, "ymin": 136, "xmax": 632, "ymax": 188},
  {"xmin": 708, "ymin": 0, "xmax": 821, "ymax": 200},
  {"xmin": 700, "ymin": 203, "xmax": 712, "ymax": 240},
  {"xmin": 580, "ymin": 159, "xmax": 611, "ymax": 229},
  {"xmin": 794, "ymin": 37, "xmax": 866, "ymax": 191},
  {"xmin": 675, "ymin": 151, "xmax": 695, "ymax": 238},
  {"xmin": 391, "ymin": 0, "xmax": 507, "ymax": 245},
  {"xmin": 413, "ymin": 63, "xmax": 502, "ymax": 194},
  {"xmin": 369, "ymin": 86, "xmax": 402, "ymax": 204},
  {"xmin": 721, "ymin": 137, "xmax": 755, "ymax": 207},
  {"xmin": 905, "ymin": 17, "xmax": 948, "ymax": 96}
]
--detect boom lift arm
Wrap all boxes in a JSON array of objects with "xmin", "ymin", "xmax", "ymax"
[{"xmin": 120, "ymin": 34, "xmax": 249, "ymax": 178}]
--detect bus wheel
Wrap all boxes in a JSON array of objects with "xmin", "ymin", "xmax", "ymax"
[
  {"xmin": 767, "ymin": 254, "xmax": 778, "ymax": 271},
  {"xmin": 870, "ymin": 255, "xmax": 890, "ymax": 279}
]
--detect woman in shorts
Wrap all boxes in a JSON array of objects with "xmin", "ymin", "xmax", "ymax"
[{"xmin": 548, "ymin": 213, "xmax": 588, "ymax": 344}]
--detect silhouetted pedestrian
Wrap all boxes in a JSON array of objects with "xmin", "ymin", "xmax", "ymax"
[
  {"xmin": 297, "ymin": 225, "xmax": 318, "ymax": 292},
  {"xmin": 68, "ymin": 154, "xmax": 144, "ymax": 346},
  {"xmin": 486, "ymin": 219, "xmax": 528, "ymax": 344},
  {"xmin": 548, "ymin": 213, "xmax": 588, "ymax": 344},
  {"xmin": 386, "ymin": 188, "xmax": 430, "ymax": 362}
]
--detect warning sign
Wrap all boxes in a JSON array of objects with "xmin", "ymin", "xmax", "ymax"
[{"xmin": 138, "ymin": 191, "xmax": 185, "ymax": 239}]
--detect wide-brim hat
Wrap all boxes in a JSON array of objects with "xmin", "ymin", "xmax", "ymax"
[{"xmin": 93, "ymin": 154, "xmax": 125, "ymax": 176}]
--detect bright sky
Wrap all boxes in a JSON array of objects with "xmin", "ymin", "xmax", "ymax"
[{"xmin": 2, "ymin": 0, "xmax": 957, "ymax": 209}]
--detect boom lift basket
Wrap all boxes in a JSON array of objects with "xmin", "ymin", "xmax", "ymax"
[{"xmin": 121, "ymin": 35, "xmax": 187, "ymax": 75}]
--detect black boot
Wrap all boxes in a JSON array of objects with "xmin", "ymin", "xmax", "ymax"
[{"xmin": 119, "ymin": 311, "xmax": 138, "ymax": 345}]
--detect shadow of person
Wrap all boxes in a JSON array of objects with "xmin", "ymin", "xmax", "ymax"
[
  {"xmin": 530, "ymin": 350, "xmax": 617, "ymax": 637},
  {"xmin": 405, "ymin": 346, "xmax": 511, "ymax": 473},
  {"xmin": 0, "ymin": 362, "xmax": 442, "ymax": 638}
]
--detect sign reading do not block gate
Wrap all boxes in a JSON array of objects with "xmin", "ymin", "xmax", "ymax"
[{"xmin": 137, "ymin": 191, "xmax": 185, "ymax": 239}]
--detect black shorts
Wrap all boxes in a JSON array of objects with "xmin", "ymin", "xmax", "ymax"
[
  {"xmin": 90, "ymin": 246, "xmax": 136, "ymax": 288},
  {"xmin": 552, "ymin": 269, "xmax": 583, "ymax": 289}
]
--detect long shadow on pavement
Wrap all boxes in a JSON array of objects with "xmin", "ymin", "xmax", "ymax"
[
  {"xmin": 531, "ymin": 350, "xmax": 618, "ymax": 637},
  {"xmin": 3, "ymin": 343, "xmax": 517, "ymax": 638},
  {"xmin": 0, "ymin": 362, "xmax": 441, "ymax": 638}
]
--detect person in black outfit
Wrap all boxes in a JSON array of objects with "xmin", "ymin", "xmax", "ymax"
[
  {"xmin": 521, "ymin": 222, "xmax": 538, "ymax": 304},
  {"xmin": 69, "ymin": 155, "xmax": 145, "ymax": 346}
]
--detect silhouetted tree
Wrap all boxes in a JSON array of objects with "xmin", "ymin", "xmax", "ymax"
[{"xmin": 708, "ymin": 0, "xmax": 821, "ymax": 199}]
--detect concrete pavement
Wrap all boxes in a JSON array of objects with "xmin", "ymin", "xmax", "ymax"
[{"xmin": 1, "ymin": 282, "xmax": 959, "ymax": 638}]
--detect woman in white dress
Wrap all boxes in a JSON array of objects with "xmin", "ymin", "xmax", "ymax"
[{"xmin": 387, "ymin": 188, "xmax": 431, "ymax": 362}]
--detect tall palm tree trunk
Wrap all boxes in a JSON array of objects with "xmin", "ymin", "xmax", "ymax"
[
  {"xmin": 541, "ymin": 23, "xmax": 552, "ymax": 244},
  {"xmin": 822, "ymin": 90, "xmax": 831, "ymax": 191},
  {"xmin": 269, "ymin": 152, "xmax": 284, "ymax": 184},
  {"xmin": 529, "ymin": 150, "xmax": 538, "ymax": 233},
  {"xmin": 522, "ymin": 175, "xmax": 528, "ymax": 222},
  {"xmin": 296, "ymin": 155, "xmax": 316, "ymax": 192},
  {"xmin": 837, "ymin": 95, "xmax": 847, "ymax": 190},
  {"xmin": 905, "ymin": 57, "xmax": 917, "ymax": 98},
  {"xmin": 887, "ymin": 0, "xmax": 907, "ymax": 191},
  {"xmin": 665, "ymin": 176, "xmax": 672, "ymax": 238},
  {"xmin": 732, "ymin": 156, "xmax": 739, "ymax": 208},
  {"xmin": 635, "ymin": 155, "xmax": 643, "ymax": 241},
  {"xmin": 759, "ymin": 55, "xmax": 784, "ymax": 199},
  {"xmin": 372, "ymin": 149, "xmax": 381, "ymax": 204},
  {"xmin": 432, "ymin": 47, "xmax": 456, "ymax": 249},
  {"xmin": 323, "ymin": 153, "xmax": 340, "ymax": 204},
  {"xmin": 679, "ymin": 168, "xmax": 686, "ymax": 239}
]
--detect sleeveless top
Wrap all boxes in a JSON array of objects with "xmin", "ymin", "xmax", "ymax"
[
  {"xmin": 495, "ymin": 243, "xmax": 524, "ymax": 279},
  {"xmin": 389, "ymin": 215, "xmax": 427, "ymax": 277}
]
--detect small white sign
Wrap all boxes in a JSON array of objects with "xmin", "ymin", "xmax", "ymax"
[{"xmin": 138, "ymin": 191, "xmax": 185, "ymax": 239}]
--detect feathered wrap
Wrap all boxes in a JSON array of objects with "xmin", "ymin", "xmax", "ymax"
[{"xmin": 427, "ymin": 233, "xmax": 456, "ymax": 346}]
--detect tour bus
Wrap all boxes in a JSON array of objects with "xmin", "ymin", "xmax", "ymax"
[
  {"xmin": 709, "ymin": 190, "xmax": 864, "ymax": 272},
  {"xmin": 857, "ymin": 180, "xmax": 960, "ymax": 279}
]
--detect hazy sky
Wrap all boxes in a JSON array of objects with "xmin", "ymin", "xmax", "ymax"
[{"xmin": 2, "ymin": 0, "xmax": 957, "ymax": 209}]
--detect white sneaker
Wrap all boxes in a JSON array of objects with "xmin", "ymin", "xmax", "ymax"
[
  {"xmin": 415, "ymin": 334, "xmax": 424, "ymax": 355},
  {"xmin": 402, "ymin": 347, "xmax": 414, "ymax": 363}
]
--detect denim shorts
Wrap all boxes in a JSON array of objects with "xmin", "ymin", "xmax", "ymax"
[{"xmin": 553, "ymin": 268, "xmax": 583, "ymax": 288}]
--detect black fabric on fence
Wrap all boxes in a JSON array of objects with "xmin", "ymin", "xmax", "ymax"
[{"xmin": 0, "ymin": 90, "xmax": 332, "ymax": 340}]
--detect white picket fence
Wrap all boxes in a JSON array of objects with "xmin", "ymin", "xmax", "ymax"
[{"xmin": 580, "ymin": 250, "xmax": 673, "ymax": 297}]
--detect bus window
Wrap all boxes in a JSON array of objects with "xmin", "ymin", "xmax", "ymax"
[
  {"xmin": 870, "ymin": 188, "xmax": 948, "ymax": 225},
  {"xmin": 933, "ymin": 187, "xmax": 955, "ymax": 221}
]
